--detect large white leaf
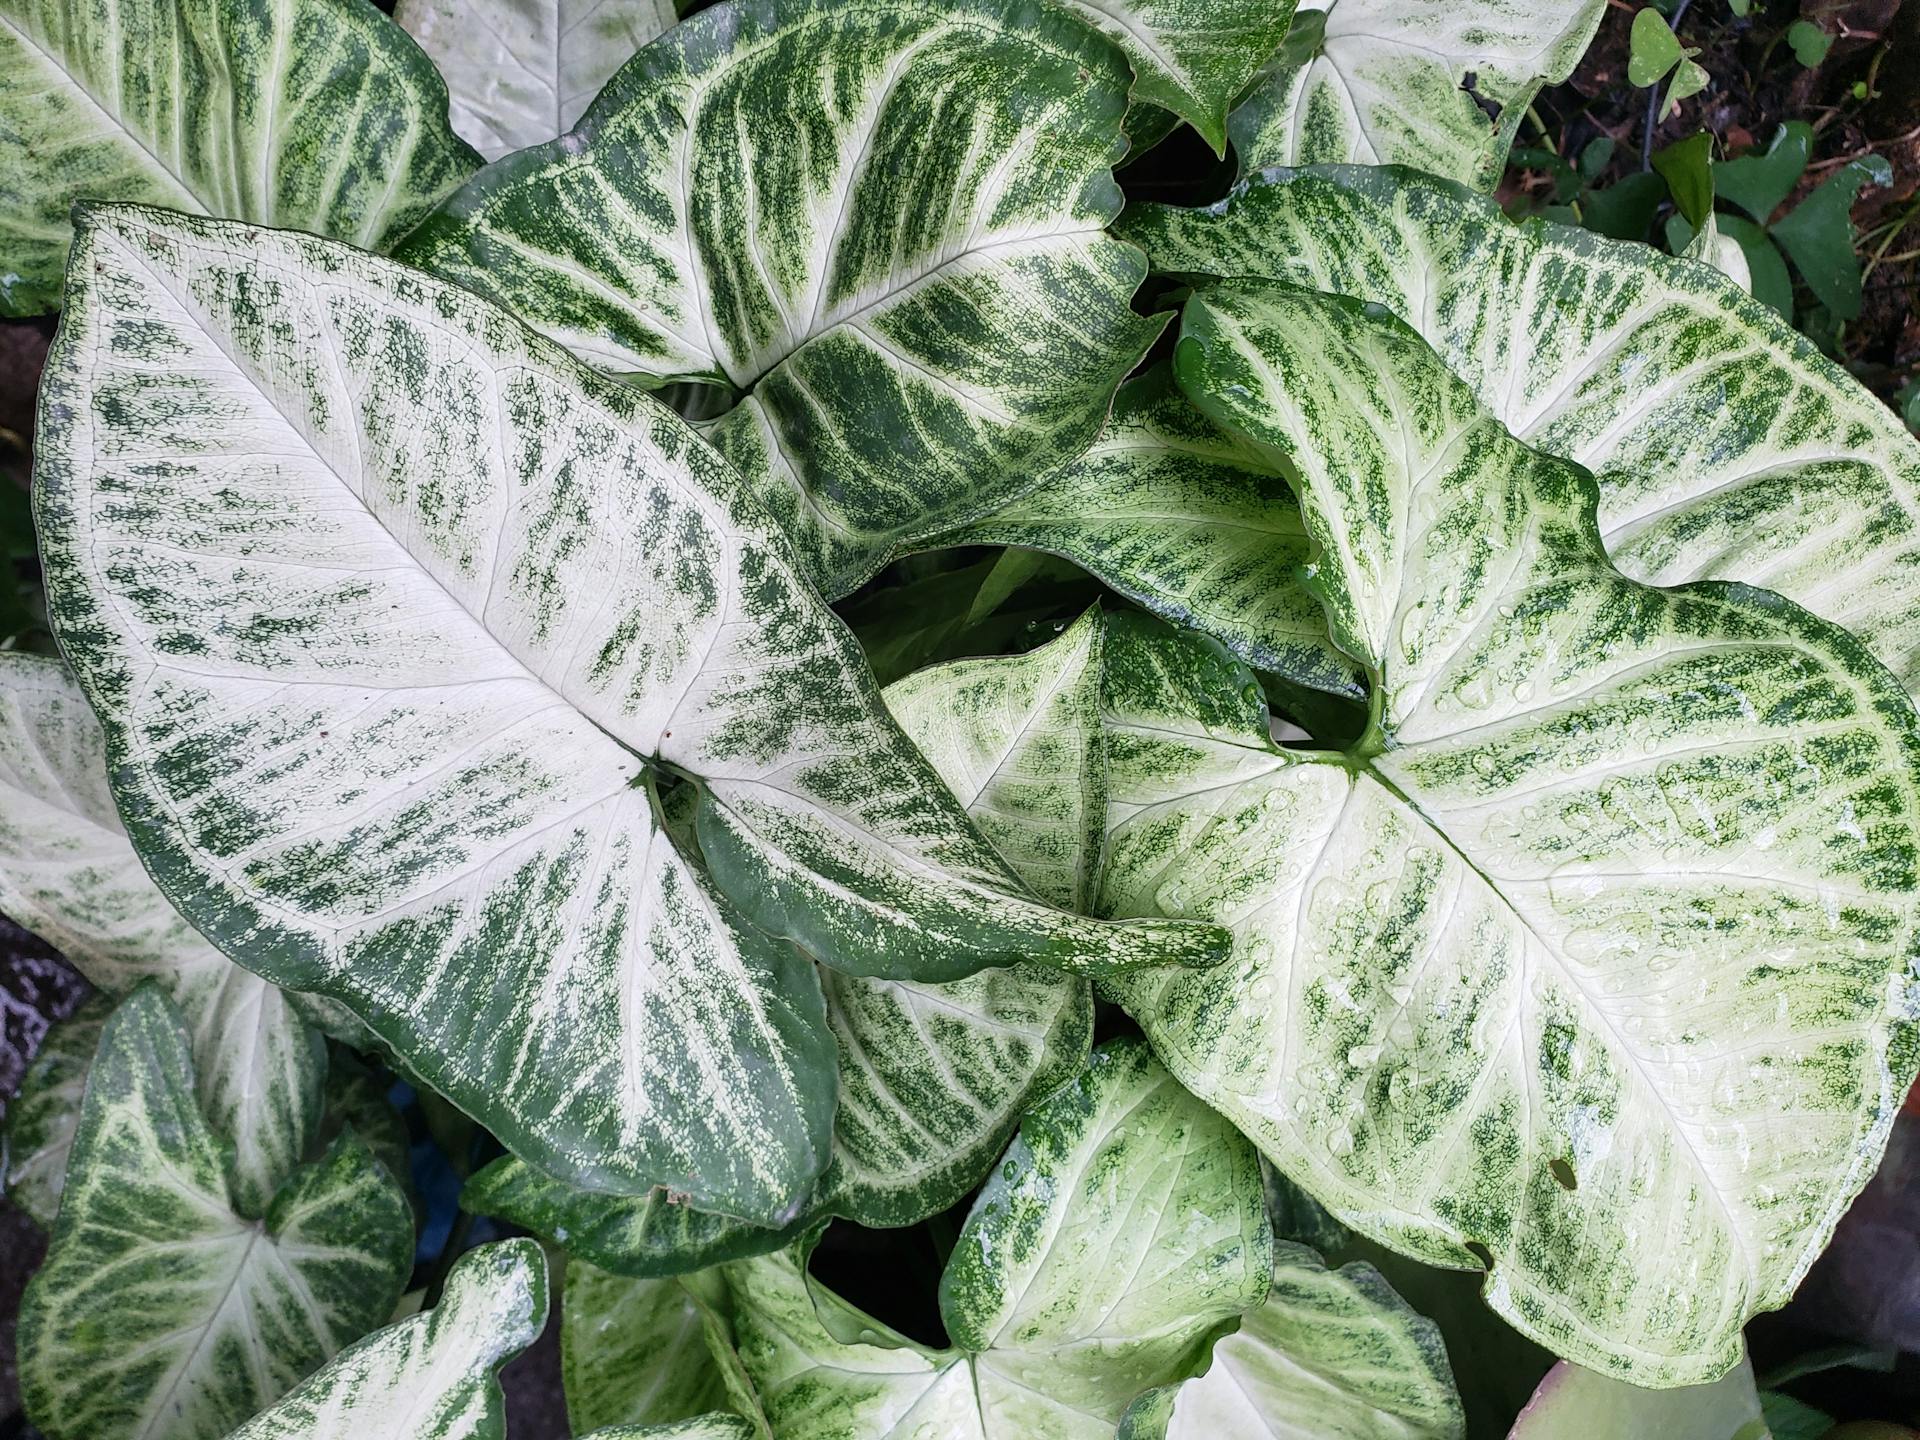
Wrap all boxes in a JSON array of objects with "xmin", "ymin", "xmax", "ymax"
[
  {"xmin": 225, "ymin": 1239, "xmax": 548, "ymax": 1440},
  {"xmin": 17, "ymin": 986, "xmax": 413, "ymax": 1440},
  {"xmin": 937, "ymin": 368, "xmax": 1363, "ymax": 700},
  {"xmin": 394, "ymin": 0, "xmax": 1161, "ymax": 596},
  {"xmin": 728, "ymin": 1038, "xmax": 1273, "ymax": 1439},
  {"xmin": 395, "ymin": 0, "xmax": 680, "ymax": 160},
  {"xmin": 1121, "ymin": 167, "xmax": 1920, "ymax": 696},
  {"xmin": 1510, "ymin": 1353, "xmax": 1767, "ymax": 1439},
  {"xmin": 1056, "ymin": 0, "xmax": 1297, "ymax": 154},
  {"xmin": 1102, "ymin": 280, "xmax": 1920, "ymax": 1384},
  {"xmin": 0, "ymin": 652, "xmax": 323, "ymax": 1216},
  {"xmin": 0, "ymin": 0, "xmax": 477, "ymax": 316},
  {"xmin": 1119, "ymin": 1242, "xmax": 1465, "ymax": 1440},
  {"xmin": 34, "ymin": 204, "xmax": 1219, "ymax": 1222},
  {"xmin": 1227, "ymin": 1, "xmax": 1605, "ymax": 190}
]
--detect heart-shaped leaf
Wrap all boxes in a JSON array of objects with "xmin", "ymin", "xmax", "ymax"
[
  {"xmin": 728, "ymin": 1038, "xmax": 1273, "ymax": 1438},
  {"xmin": 1103, "ymin": 279, "xmax": 1920, "ymax": 1383},
  {"xmin": 396, "ymin": 0, "xmax": 681, "ymax": 160},
  {"xmin": 35, "ymin": 205, "xmax": 1218, "ymax": 1222},
  {"xmin": 1228, "ymin": 0, "xmax": 1606, "ymax": 191},
  {"xmin": 0, "ymin": 652, "xmax": 324, "ymax": 1216},
  {"xmin": 224, "ymin": 1239, "xmax": 548, "ymax": 1440},
  {"xmin": 394, "ymin": 0, "xmax": 1162, "ymax": 596},
  {"xmin": 1120, "ymin": 167, "xmax": 1920, "ymax": 697},
  {"xmin": 0, "ymin": 0, "xmax": 477, "ymax": 316},
  {"xmin": 18, "ymin": 985, "xmax": 413, "ymax": 1440}
]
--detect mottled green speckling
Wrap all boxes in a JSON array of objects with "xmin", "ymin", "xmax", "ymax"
[
  {"xmin": 394, "ymin": 0, "xmax": 1162, "ymax": 596},
  {"xmin": 0, "ymin": 997, "xmax": 108, "ymax": 1228},
  {"xmin": 1227, "ymin": 1, "xmax": 1605, "ymax": 190},
  {"xmin": 1120, "ymin": 1242, "xmax": 1465, "ymax": 1440},
  {"xmin": 0, "ymin": 651, "xmax": 324, "ymax": 1218},
  {"xmin": 561, "ymin": 1260, "xmax": 746, "ymax": 1435},
  {"xmin": 1122, "ymin": 167, "xmax": 1920, "ymax": 697},
  {"xmin": 937, "ymin": 367, "xmax": 1363, "ymax": 700},
  {"xmin": 1102, "ymin": 280, "xmax": 1920, "ymax": 1386},
  {"xmin": 727, "ymin": 1039, "xmax": 1272, "ymax": 1439},
  {"xmin": 18, "ymin": 986, "xmax": 413, "ymax": 1440},
  {"xmin": 225, "ymin": 1239, "xmax": 548, "ymax": 1440},
  {"xmin": 0, "ymin": 0, "xmax": 478, "ymax": 316},
  {"xmin": 33, "ymin": 205, "xmax": 1218, "ymax": 1221}
]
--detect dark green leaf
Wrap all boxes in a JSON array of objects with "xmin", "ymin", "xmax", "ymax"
[
  {"xmin": 1772, "ymin": 155, "xmax": 1892, "ymax": 320},
  {"xmin": 1713, "ymin": 121, "xmax": 1813, "ymax": 221}
]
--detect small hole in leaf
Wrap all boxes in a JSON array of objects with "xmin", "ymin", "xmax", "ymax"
[
  {"xmin": 1550, "ymin": 1157, "xmax": 1578, "ymax": 1191},
  {"xmin": 1466, "ymin": 1240, "xmax": 1495, "ymax": 1271}
]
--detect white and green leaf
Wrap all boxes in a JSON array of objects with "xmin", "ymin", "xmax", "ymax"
[
  {"xmin": 937, "ymin": 368, "xmax": 1363, "ymax": 700},
  {"xmin": 395, "ymin": 0, "xmax": 681, "ymax": 160},
  {"xmin": 562, "ymin": 1258, "xmax": 771, "ymax": 1440},
  {"xmin": 0, "ymin": 651, "xmax": 324, "ymax": 1216},
  {"xmin": 35, "ymin": 205, "xmax": 1220, "ymax": 1223},
  {"xmin": 1103, "ymin": 280, "xmax": 1920, "ymax": 1384},
  {"xmin": 224, "ymin": 1239, "xmax": 548, "ymax": 1440},
  {"xmin": 729, "ymin": 1038, "xmax": 1273, "ymax": 1438},
  {"xmin": 1226, "ymin": 0, "xmax": 1606, "ymax": 190},
  {"xmin": 18, "ymin": 985, "xmax": 413, "ymax": 1440},
  {"xmin": 0, "ymin": 996, "xmax": 107, "ymax": 1228},
  {"xmin": 472, "ymin": 619, "xmax": 1108, "ymax": 1264},
  {"xmin": 1510, "ymin": 1353, "xmax": 1768, "ymax": 1439},
  {"xmin": 1055, "ymin": 0, "xmax": 1297, "ymax": 154},
  {"xmin": 1119, "ymin": 1242, "xmax": 1465, "ymax": 1440},
  {"xmin": 0, "ymin": 0, "xmax": 478, "ymax": 316},
  {"xmin": 1121, "ymin": 166, "xmax": 1920, "ymax": 697},
  {"xmin": 394, "ymin": 0, "xmax": 1161, "ymax": 596},
  {"xmin": 579, "ymin": 1421, "xmax": 756, "ymax": 1440}
]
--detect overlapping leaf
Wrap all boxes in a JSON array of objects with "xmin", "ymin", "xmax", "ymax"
[
  {"xmin": 0, "ymin": 652, "xmax": 324, "ymax": 1216},
  {"xmin": 1102, "ymin": 280, "xmax": 1920, "ymax": 1383},
  {"xmin": 1227, "ymin": 1, "xmax": 1606, "ymax": 190},
  {"xmin": 562, "ymin": 1260, "xmax": 736, "ymax": 1433},
  {"xmin": 396, "ymin": 0, "xmax": 682, "ymax": 160},
  {"xmin": 1055, "ymin": 0, "xmax": 1296, "ymax": 153},
  {"xmin": 728, "ymin": 1038, "xmax": 1273, "ymax": 1438},
  {"xmin": 1509, "ymin": 1353, "xmax": 1767, "ymax": 1438},
  {"xmin": 18, "ymin": 986, "xmax": 413, "ymax": 1440},
  {"xmin": 1119, "ymin": 1243, "xmax": 1465, "ymax": 1440},
  {"xmin": 938, "ymin": 368, "xmax": 1363, "ymax": 699},
  {"xmin": 224, "ymin": 1239, "xmax": 547, "ymax": 1440},
  {"xmin": 1121, "ymin": 166, "xmax": 1920, "ymax": 695},
  {"xmin": 395, "ymin": 0, "xmax": 1161, "ymax": 595},
  {"xmin": 34, "ymin": 205, "xmax": 1217, "ymax": 1221},
  {"xmin": 467, "ymin": 617, "xmax": 1104, "ymax": 1265},
  {"xmin": 0, "ymin": 0, "xmax": 477, "ymax": 316},
  {"xmin": 0, "ymin": 997, "xmax": 107, "ymax": 1227}
]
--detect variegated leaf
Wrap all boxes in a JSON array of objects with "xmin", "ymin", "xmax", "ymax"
[
  {"xmin": 0, "ymin": 996, "xmax": 107, "ymax": 1228},
  {"xmin": 0, "ymin": 651, "xmax": 324, "ymax": 1216},
  {"xmin": 729, "ymin": 1038, "xmax": 1272, "ymax": 1439},
  {"xmin": 1056, "ymin": 0, "xmax": 1297, "ymax": 154},
  {"xmin": 938, "ymin": 367, "xmax": 1362, "ymax": 700},
  {"xmin": 393, "ymin": 0, "xmax": 1161, "ymax": 596},
  {"xmin": 1103, "ymin": 280, "xmax": 1920, "ymax": 1384},
  {"xmin": 395, "ymin": 0, "xmax": 681, "ymax": 160},
  {"xmin": 1122, "ymin": 166, "xmax": 1920, "ymax": 696},
  {"xmin": 470, "ymin": 618, "xmax": 1104, "ymax": 1265},
  {"xmin": 1226, "ymin": 1, "xmax": 1605, "ymax": 190},
  {"xmin": 17, "ymin": 986, "xmax": 413, "ymax": 1440},
  {"xmin": 36, "ymin": 205, "xmax": 1219, "ymax": 1222},
  {"xmin": 225, "ymin": 1239, "xmax": 548, "ymax": 1440},
  {"xmin": 579, "ymin": 1422, "xmax": 756, "ymax": 1440},
  {"xmin": 1510, "ymin": 1353, "xmax": 1767, "ymax": 1439},
  {"xmin": 563, "ymin": 1259, "xmax": 766, "ymax": 1437},
  {"xmin": 0, "ymin": 0, "xmax": 477, "ymax": 317},
  {"xmin": 1119, "ymin": 1242, "xmax": 1465, "ymax": 1440}
]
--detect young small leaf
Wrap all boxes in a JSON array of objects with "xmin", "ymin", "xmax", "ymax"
[
  {"xmin": 1628, "ymin": 7, "xmax": 1686, "ymax": 86},
  {"xmin": 1787, "ymin": 18, "xmax": 1833, "ymax": 66},
  {"xmin": 1714, "ymin": 122, "xmax": 1815, "ymax": 222},
  {"xmin": 1771, "ymin": 154, "xmax": 1893, "ymax": 320}
]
